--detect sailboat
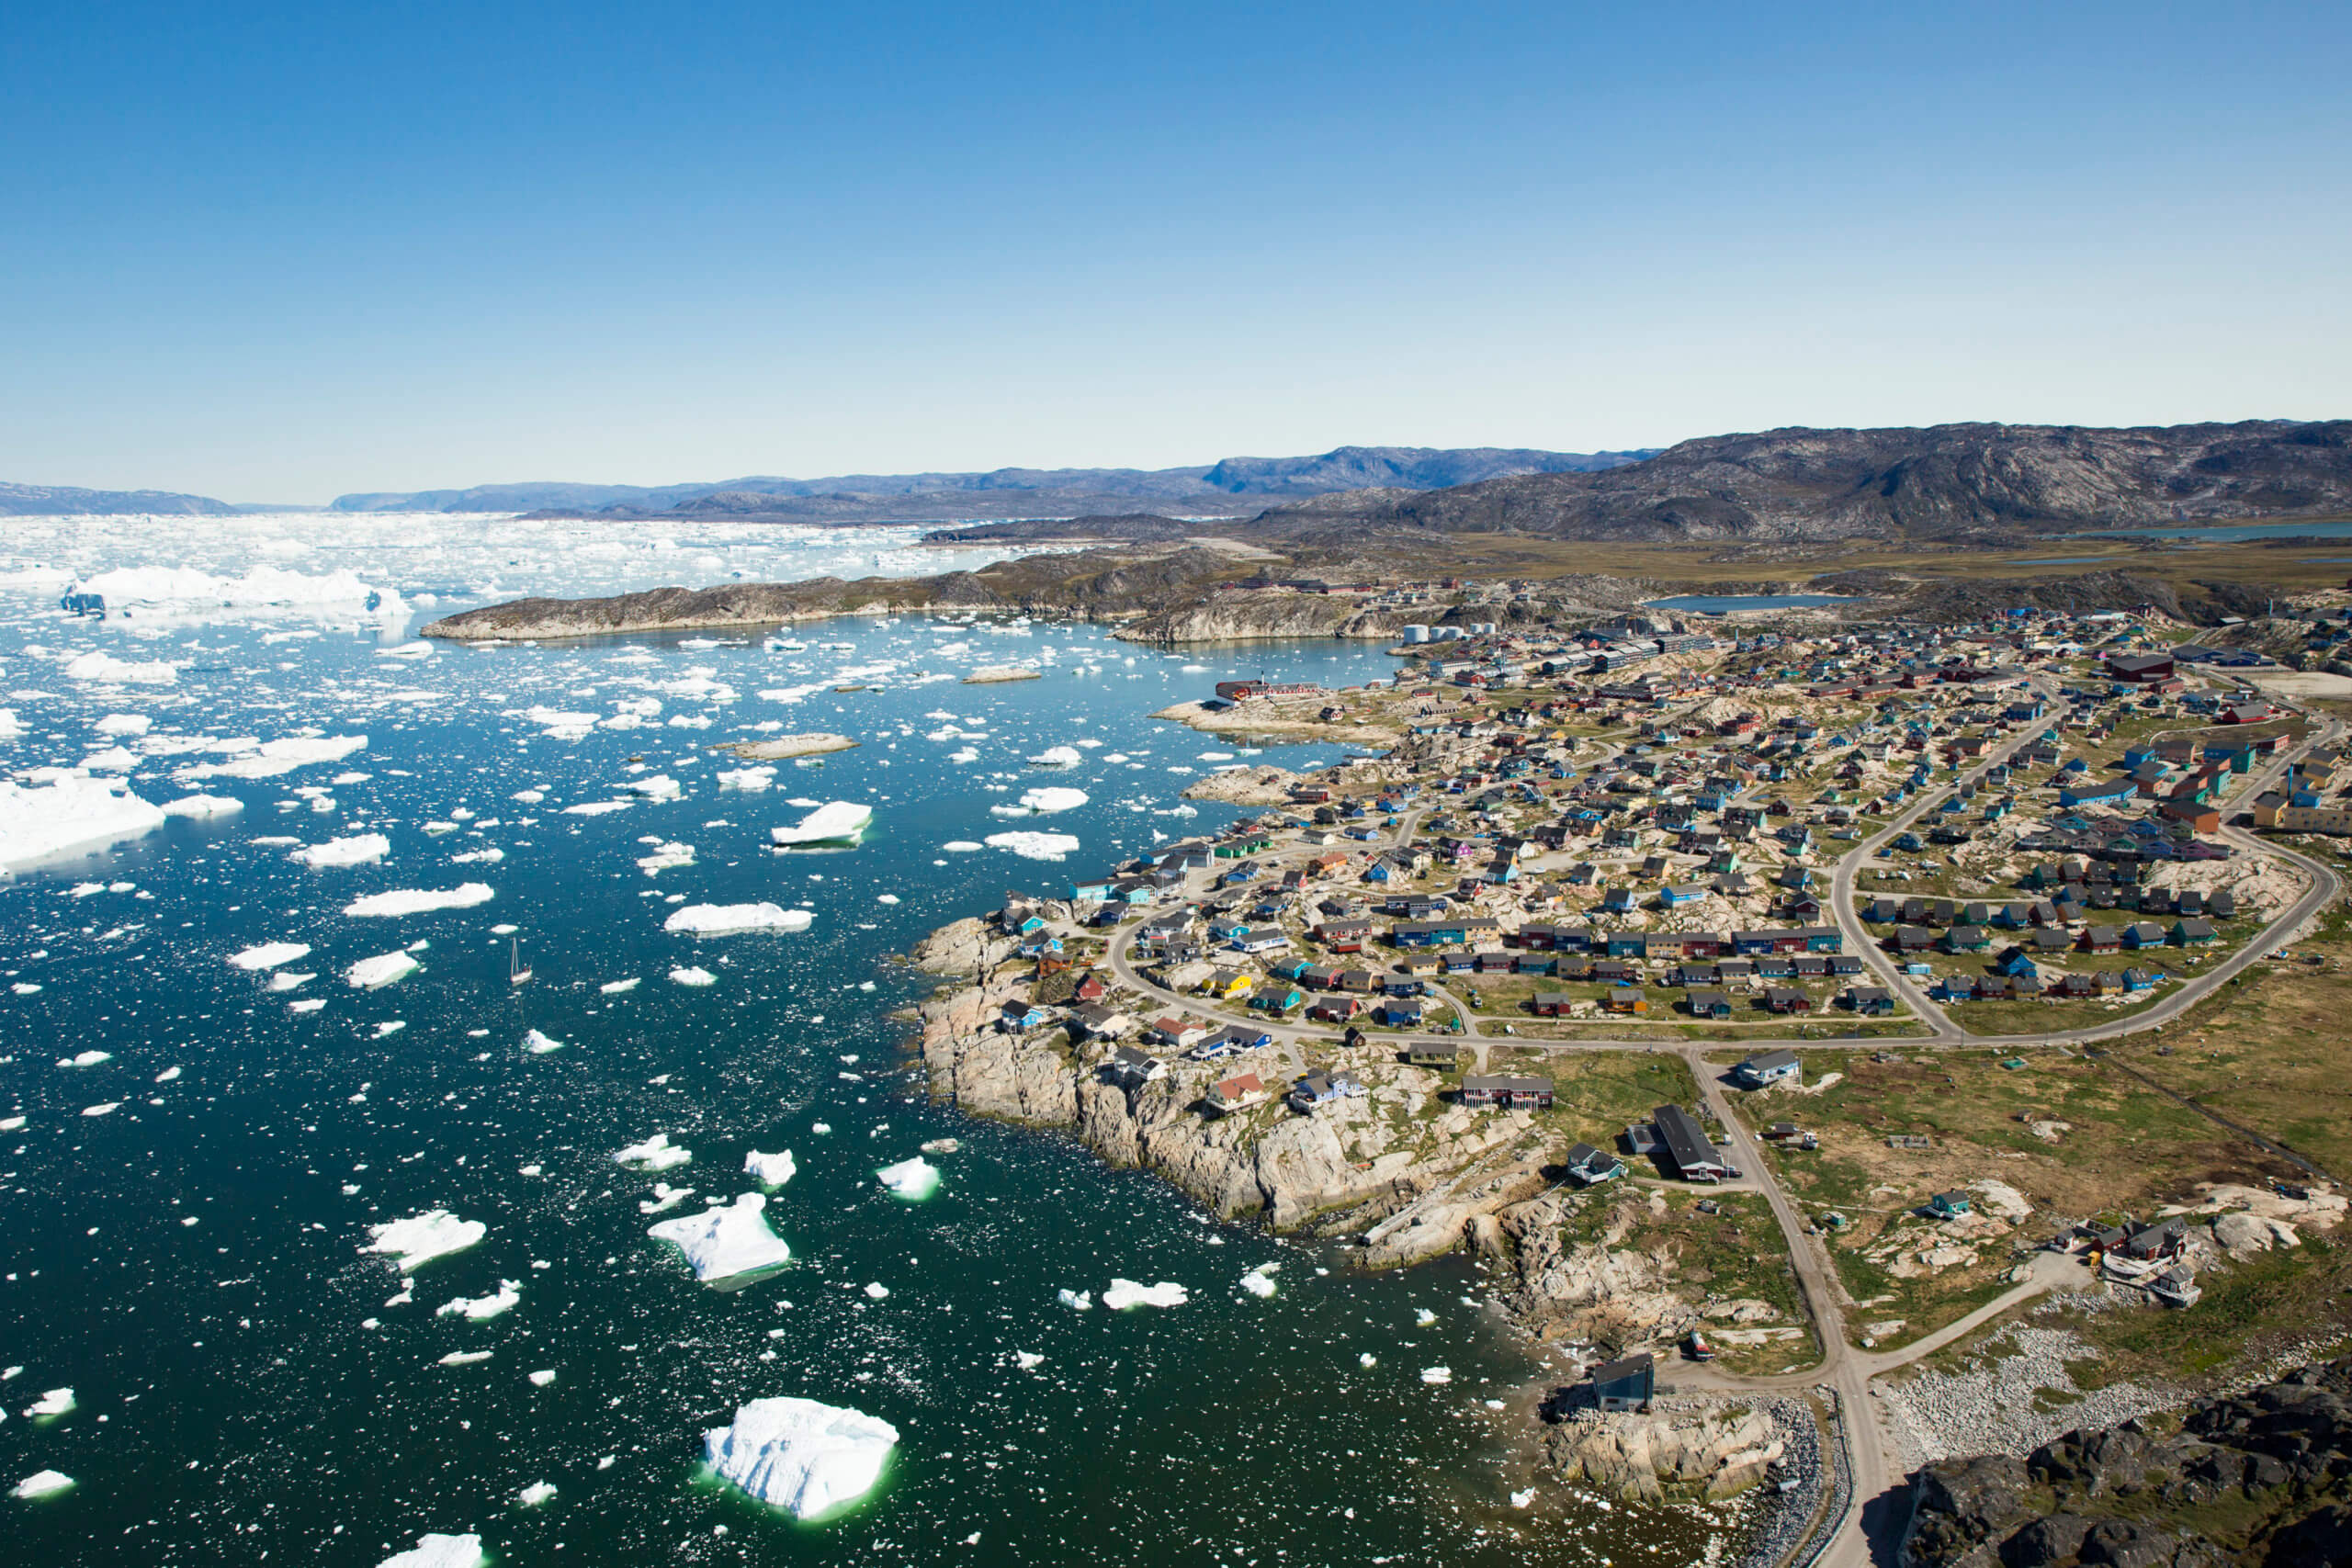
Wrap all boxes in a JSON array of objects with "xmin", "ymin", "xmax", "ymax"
[{"xmin": 509, "ymin": 937, "xmax": 532, "ymax": 987}]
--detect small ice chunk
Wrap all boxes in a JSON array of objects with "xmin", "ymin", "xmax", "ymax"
[
  {"xmin": 647, "ymin": 1192, "xmax": 791, "ymax": 1281},
  {"xmin": 162, "ymin": 793, "xmax": 243, "ymax": 818},
  {"xmin": 436, "ymin": 1350, "xmax": 494, "ymax": 1367},
  {"xmin": 26, "ymin": 1387, "xmax": 74, "ymax": 1417},
  {"xmin": 874, "ymin": 1157, "xmax": 939, "ymax": 1201},
  {"xmin": 982, "ymin": 830, "xmax": 1080, "ymax": 862},
  {"xmin": 668, "ymin": 965, "xmax": 718, "ymax": 987},
  {"xmin": 1359, "ymin": 1352, "xmax": 1377, "ymax": 1368},
  {"xmin": 154, "ymin": 1066, "xmax": 182, "ymax": 1083},
  {"xmin": 345, "ymin": 952, "xmax": 422, "ymax": 988},
  {"xmin": 517, "ymin": 1481, "xmax": 558, "ymax": 1507},
  {"xmin": 1511, "ymin": 1487, "xmax": 1536, "ymax": 1507},
  {"xmin": 1014, "ymin": 1351, "xmax": 1044, "ymax": 1371},
  {"xmin": 769, "ymin": 801, "xmax": 873, "ymax": 848},
  {"xmin": 1026, "ymin": 747, "xmax": 1082, "ymax": 767},
  {"xmin": 59, "ymin": 1050, "xmax": 112, "ymax": 1068},
  {"xmin": 229, "ymin": 941, "xmax": 311, "ymax": 972},
  {"xmin": 1420, "ymin": 1366, "xmax": 1452, "ymax": 1384},
  {"xmin": 744, "ymin": 1149, "xmax": 797, "ymax": 1187},
  {"xmin": 863, "ymin": 1281, "xmax": 889, "ymax": 1299},
  {"xmin": 291, "ymin": 833, "xmax": 390, "ymax": 868},
  {"xmin": 1414, "ymin": 1308, "xmax": 1437, "ymax": 1326},
  {"xmin": 435, "ymin": 1281, "xmax": 521, "ymax": 1320},
  {"xmin": 363, "ymin": 1211, "xmax": 487, "ymax": 1271},
  {"xmin": 598, "ymin": 976, "xmax": 640, "ymax": 994},
  {"xmin": 639, "ymin": 1183, "xmax": 694, "ymax": 1213},
  {"xmin": 613, "ymin": 1133, "xmax": 691, "ymax": 1170},
  {"xmin": 703, "ymin": 1396, "xmax": 899, "ymax": 1518},
  {"xmin": 11, "ymin": 1470, "xmax": 75, "ymax": 1499},
  {"xmin": 80, "ymin": 1102, "xmax": 119, "ymax": 1117},
  {"xmin": 1102, "ymin": 1280, "xmax": 1187, "ymax": 1310},
  {"xmin": 267, "ymin": 970, "xmax": 314, "ymax": 991},
  {"xmin": 663, "ymin": 902, "xmax": 811, "ymax": 935},
  {"xmin": 1239, "ymin": 1265, "xmax": 1279, "ymax": 1299},
  {"xmin": 524, "ymin": 1029, "xmax": 566, "ymax": 1055},
  {"xmin": 376, "ymin": 1534, "xmax": 485, "ymax": 1568},
  {"xmin": 527, "ymin": 1369, "xmax": 557, "ymax": 1387},
  {"xmin": 343, "ymin": 883, "xmax": 494, "ymax": 918}
]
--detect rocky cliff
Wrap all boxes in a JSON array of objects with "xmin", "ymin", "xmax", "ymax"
[
  {"xmin": 1900, "ymin": 1356, "xmax": 2352, "ymax": 1568},
  {"xmin": 1544, "ymin": 1401, "xmax": 1788, "ymax": 1501}
]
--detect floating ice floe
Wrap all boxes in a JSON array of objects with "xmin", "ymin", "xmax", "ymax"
[
  {"xmin": 175, "ymin": 734, "xmax": 366, "ymax": 782},
  {"xmin": 291, "ymin": 833, "xmax": 390, "ymax": 868},
  {"xmin": 64, "ymin": 649, "xmax": 177, "ymax": 685},
  {"xmin": 717, "ymin": 765, "xmax": 775, "ymax": 791},
  {"xmin": 982, "ymin": 831, "xmax": 1080, "ymax": 862},
  {"xmin": 668, "ymin": 965, "xmax": 717, "ymax": 987},
  {"xmin": 769, "ymin": 801, "xmax": 873, "ymax": 848},
  {"xmin": 636, "ymin": 841, "xmax": 694, "ymax": 875},
  {"xmin": 664, "ymin": 903, "xmax": 811, "ymax": 935},
  {"xmin": 599, "ymin": 976, "xmax": 639, "ymax": 994},
  {"xmin": 72, "ymin": 564, "xmax": 401, "ymax": 618},
  {"xmin": 622, "ymin": 773, "xmax": 682, "ymax": 801},
  {"xmin": 269, "ymin": 970, "xmax": 314, "ymax": 992},
  {"xmin": 704, "ymin": 1396, "xmax": 898, "ymax": 1518},
  {"xmin": 436, "ymin": 1281, "xmax": 521, "ymax": 1320},
  {"xmin": 1026, "ymin": 746, "xmax": 1081, "ymax": 767},
  {"xmin": 363, "ymin": 1211, "xmax": 487, "ymax": 1271},
  {"xmin": 344, "ymin": 884, "xmax": 494, "ymax": 918},
  {"xmin": 94, "ymin": 712, "xmax": 153, "ymax": 736},
  {"xmin": 162, "ymin": 793, "xmax": 243, "ymax": 818},
  {"xmin": 59, "ymin": 1050, "xmax": 113, "ymax": 1068},
  {"xmin": 375, "ymin": 1533, "xmax": 485, "ymax": 1568},
  {"xmin": 517, "ymin": 1481, "xmax": 558, "ymax": 1507},
  {"xmin": 1240, "ymin": 1264, "xmax": 1280, "ymax": 1299},
  {"xmin": 614, "ymin": 1133, "xmax": 691, "ymax": 1171},
  {"xmin": 874, "ymin": 1157, "xmax": 939, "ymax": 1201},
  {"xmin": 26, "ymin": 1387, "xmax": 74, "ymax": 1417},
  {"xmin": 437, "ymin": 1350, "xmax": 494, "ymax": 1367},
  {"xmin": 1511, "ymin": 1487, "xmax": 1536, "ymax": 1508},
  {"xmin": 1056, "ymin": 1289, "xmax": 1094, "ymax": 1310},
  {"xmin": 744, "ymin": 1149, "xmax": 797, "ymax": 1187},
  {"xmin": 527, "ymin": 1369, "xmax": 557, "ymax": 1387},
  {"xmin": 1102, "ymin": 1280, "xmax": 1187, "ymax": 1310},
  {"xmin": 10, "ymin": 1470, "xmax": 74, "ymax": 1500},
  {"xmin": 0, "ymin": 774, "xmax": 165, "ymax": 871},
  {"xmin": 995, "ymin": 785, "xmax": 1088, "ymax": 816},
  {"xmin": 1420, "ymin": 1367, "xmax": 1453, "ymax": 1384},
  {"xmin": 81, "ymin": 1102, "xmax": 119, "ymax": 1116},
  {"xmin": 345, "ymin": 952, "xmax": 422, "ymax": 988},
  {"xmin": 648, "ymin": 1192, "xmax": 792, "ymax": 1282},
  {"xmin": 863, "ymin": 1281, "xmax": 889, "ymax": 1299},
  {"xmin": 639, "ymin": 1183, "xmax": 694, "ymax": 1213},
  {"xmin": 524, "ymin": 1029, "xmax": 566, "ymax": 1054},
  {"xmin": 941, "ymin": 840, "xmax": 982, "ymax": 852}
]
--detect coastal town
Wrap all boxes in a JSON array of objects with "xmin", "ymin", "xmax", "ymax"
[{"xmin": 910, "ymin": 583, "xmax": 2352, "ymax": 1568}]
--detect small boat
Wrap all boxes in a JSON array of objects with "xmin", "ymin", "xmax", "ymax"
[{"xmin": 509, "ymin": 938, "xmax": 532, "ymax": 987}]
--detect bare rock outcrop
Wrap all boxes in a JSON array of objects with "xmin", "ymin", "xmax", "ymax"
[
  {"xmin": 1498, "ymin": 1190, "xmax": 1702, "ymax": 1351},
  {"xmin": 1545, "ymin": 1404, "xmax": 1786, "ymax": 1500}
]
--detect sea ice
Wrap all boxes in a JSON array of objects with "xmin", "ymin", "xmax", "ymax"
[
  {"xmin": 518, "ymin": 1481, "xmax": 558, "ymax": 1507},
  {"xmin": 0, "ymin": 773, "xmax": 166, "ymax": 871},
  {"xmin": 524, "ymin": 1029, "xmax": 566, "ymax": 1054},
  {"xmin": 1027, "ymin": 746, "xmax": 1081, "ymax": 767},
  {"xmin": 769, "ymin": 801, "xmax": 873, "ymax": 847},
  {"xmin": 60, "ymin": 1050, "xmax": 113, "ymax": 1067},
  {"xmin": 668, "ymin": 965, "xmax": 717, "ymax": 987},
  {"xmin": 941, "ymin": 840, "xmax": 982, "ymax": 852},
  {"xmin": 717, "ymin": 765, "xmax": 776, "ymax": 791},
  {"xmin": 1420, "ymin": 1367, "xmax": 1453, "ymax": 1384},
  {"xmin": 175, "ymin": 734, "xmax": 367, "ymax": 782},
  {"xmin": 363, "ymin": 1211, "xmax": 486, "ymax": 1271},
  {"xmin": 874, "ymin": 1157, "xmax": 939, "ymax": 1201},
  {"xmin": 703, "ymin": 1396, "xmax": 898, "ymax": 1518},
  {"xmin": 614, "ymin": 1132, "xmax": 692, "ymax": 1170},
  {"xmin": 345, "ymin": 951, "xmax": 422, "ymax": 988},
  {"xmin": 344, "ymin": 884, "xmax": 494, "ymax": 918},
  {"xmin": 664, "ymin": 902, "xmax": 811, "ymax": 935},
  {"xmin": 292, "ymin": 833, "xmax": 390, "ymax": 868},
  {"xmin": 26, "ymin": 1387, "xmax": 74, "ymax": 1417},
  {"xmin": 95, "ymin": 712, "xmax": 153, "ymax": 736},
  {"xmin": 1240, "ymin": 1265, "xmax": 1279, "ymax": 1298},
  {"xmin": 983, "ymin": 830, "xmax": 1080, "ymax": 861},
  {"xmin": 375, "ymin": 1534, "xmax": 485, "ymax": 1568},
  {"xmin": 436, "ymin": 1281, "xmax": 522, "ymax": 1320},
  {"xmin": 10, "ymin": 1471, "xmax": 74, "ymax": 1499},
  {"xmin": 162, "ymin": 794, "xmax": 243, "ymax": 818},
  {"xmin": 64, "ymin": 650, "xmax": 177, "ymax": 685},
  {"xmin": 436, "ymin": 1350, "xmax": 494, "ymax": 1367},
  {"xmin": 599, "ymin": 976, "xmax": 640, "ymax": 994},
  {"xmin": 648, "ymin": 1192, "xmax": 792, "ymax": 1281},
  {"xmin": 863, "ymin": 1281, "xmax": 889, "ymax": 1299},
  {"xmin": 1013, "ymin": 786, "xmax": 1088, "ymax": 813},
  {"xmin": 744, "ymin": 1149, "xmax": 797, "ymax": 1187},
  {"xmin": 527, "ymin": 1369, "xmax": 557, "ymax": 1387},
  {"xmin": 1056, "ymin": 1289, "xmax": 1093, "ymax": 1310},
  {"xmin": 81, "ymin": 1102, "xmax": 119, "ymax": 1116},
  {"xmin": 1102, "ymin": 1280, "xmax": 1188, "ymax": 1310}
]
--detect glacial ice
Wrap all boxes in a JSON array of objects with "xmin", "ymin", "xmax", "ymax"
[
  {"xmin": 64, "ymin": 650, "xmax": 177, "ymax": 685},
  {"xmin": 291, "ymin": 833, "xmax": 390, "ymax": 868},
  {"xmin": 599, "ymin": 976, "xmax": 639, "ymax": 994},
  {"xmin": 668, "ymin": 966, "xmax": 717, "ymax": 987},
  {"xmin": 73, "ymin": 564, "xmax": 401, "ymax": 617},
  {"xmin": 983, "ymin": 831, "xmax": 1080, "ymax": 862},
  {"xmin": 517, "ymin": 1481, "xmax": 558, "ymax": 1507},
  {"xmin": 343, "ymin": 883, "xmax": 494, "ymax": 917},
  {"xmin": 769, "ymin": 801, "xmax": 873, "ymax": 847},
  {"xmin": 1012, "ymin": 786, "xmax": 1088, "ymax": 814},
  {"xmin": 635, "ymin": 840, "xmax": 694, "ymax": 874},
  {"xmin": 1027, "ymin": 746, "xmax": 1082, "ymax": 767},
  {"xmin": 0, "ymin": 774, "xmax": 166, "ymax": 871},
  {"xmin": 1102, "ymin": 1280, "xmax": 1188, "ymax": 1310},
  {"xmin": 648, "ymin": 1192, "xmax": 792, "ymax": 1281},
  {"xmin": 162, "ymin": 794, "xmax": 243, "ymax": 818},
  {"xmin": 436, "ymin": 1281, "xmax": 521, "ymax": 1320},
  {"xmin": 1240, "ymin": 1264, "xmax": 1280, "ymax": 1298},
  {"xmin": 703, "ymin": 1396, "xmax": 898, "ymax": 1518},
  {"xmin": 10, "ymin": 1470, "xmax": 74, "ymax": 1499},
  {"xmin": 614, "ymin": 1133, "xmax": 691, "ymax": 1170},
  {"xmin": 717, "ymin": 765, "xmax": 776, "ymax": 791},
  {"xmin": 664, "ymin": 902, "xmax": 811, "ymax": 935},
  {"xmin": 1056, "ymin": 1290, "xmax": 1093, "ymax": 1310},
  {"xmin": 345, "ymin": 952, "xmax": 422, "ymax": 988},
  {"xmin": 26, "ymin": 1387, "xmax": 74, "ymax": 1417},
  {"xmin": 374, "ymin": 1532, "xmax": 485, "ymax": 1568},
  {"xmin": 175, "ymin": 734, "xmax": 367, "ymax": 782},
  {"xmin": 524, "ymin": 1029, "xmax": 566, "ymax": 1054},
  {"xmin": 1420, "ymin": 1367, "xmax": 1453, "ymax": 1384},
  {"xmin": 363, "ymin": 1212, "xmax": 487, "ymax": 1271},
  {"xmin": 875, "ymin": 1157, "xmax": 939, "ymax": 1201},
  {"xmin": 744, "ymin": 1149, "xmax": 797, "ymax": 1187},
  {"xmin": 59, "ymin": 1050, "xmax": 112, "ymax": 1067}
]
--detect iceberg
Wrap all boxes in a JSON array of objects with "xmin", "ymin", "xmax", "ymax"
[
  {"xmin": 517, "ymin": 1481, "xmax": 558, "ymax": 1507},
  {"xmin": 175, "ymin": 734, "xmax": 367, "ymax": 782},
  {"xmin": 622, "ymin": 773, "xmax": 682, "ymax": 800},
  {"xmin": 769, "ymin": 801, "xmax": 873, "ymax": 848},
  {"xmin": 345, "ymin": 951, "xmax": 422, "ymax": 988},
  {"xmin": 703, "ymin": 1396, "xmax": 898, "ymax": 1518},
  {"xmin": 983, "ymin": 830, "xmax": 1080, "ymax": 862},
  {"xmin": 1056, "ymin": 1289, "xmax": 1093, "ymax": 1310},
  {"xmin": 1014, "ymin": 786, "xmax": 1088, "ymax": 813},
  {"xmin": 73, "ymin": 564, "xmax": 401, "ymax": 617},
  {"xmin": 614, "ymin": 1133, "xmax": 692, "ymax": 1170},
  {"xmin": 10, "ymin": 1471, "xmax": 74, "ymax": 1500},
  {"xmin": 648, "ymin": 1192, "xmax": 792, "ymax": 1282},
  {"xmin": 1240, "ymin": 1264, "xmax": 1279, "ymax": 1298},
  {"xmin": 229, "ymin": 941, "xmax": 311, "ymax": 971},
  {"xmin": 635, "ymin": 840, "xmax": 694, "ymax": 875},
  {"xmin": 363, "ymin": 1211, "xmax": 487, "ymax": 1271},
  {"xmin": 64, "ymin": 650, "xmax": 177, "ymax": 685},
  {"xmin": 669, "ymin": 965, "xmax": 717, "ymax": 987},
  {"xmin": 599, "ymin": 976, "xmax": 639, "ymax": 994},
  {"xmin": 0, "ymin": 774, "xmax": 166, "ymax": 871},
  {"xmin": 162, "ymin": 793, "xmax": 243, "ymax": 818},
  {"xmin": 717, "ymin": 765, "xmax": 777, "ymax": 791},
  {"xmin": 524, "ymin": 1029, "xmax": 565, "ymax": 1054},
  {"xmin": 744, "ymin": 1149, "xmax": 797, "ymax": 1187},
  {"xmin": 292, "ymin": 832, "xmax": 390, "ymax": 868},
  {"xmin": 1420, "ymin": 1366, "xmax": 1452, "ymax": 1384},
  {"xmin": 664, "ymin": 902, "xmax": 811, "ymax": 935},
  {"xmin": 26, "ymin": 1387, "xmax": 75, "ymax": 1417},
  {"xmin": 874, "ymin": 1157, "xmax": 939, "ymax": 1201},
  {"xmin": 343, "ymin": 883, "xmax": 494, "ymax": 918},
  {"xmin": 436, "ymin": 1281, "xmax": 522, "ymax": 1320},
  {"xmin": 375, "ymin": 1532, "xmax": 485, "ymax": 1568},
  {"xmin": 437, "ymin": 1350, "xmax": 493, "ymax": 1367},
  {"xmin": 1027, "ymin": 746, "xmax": 1082, "ymax": 767},
  {"xmin": 1102, "ymin": 1279, "xmax": 1188, "ymax": 1310}
]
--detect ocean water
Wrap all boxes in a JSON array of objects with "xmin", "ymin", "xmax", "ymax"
[{"xmin": 0, "ymin": 522, "xmax": 1756, "ymax": 1566}]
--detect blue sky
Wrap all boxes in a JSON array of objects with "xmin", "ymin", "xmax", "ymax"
[{"xmin": 4, "ymin": 1, "xmax": 2346, "ymax": 501}]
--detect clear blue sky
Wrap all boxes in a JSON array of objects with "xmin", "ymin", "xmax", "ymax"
[{"xmin": 4, "ymin": 1, "xmax": 2346, "ymax": 502}]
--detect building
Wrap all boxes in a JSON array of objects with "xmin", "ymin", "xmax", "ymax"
[
  {"xmin": 1589, "ymin": 1351, "xmax": 1655, "ymax": 1412},
  {"xmin": 1733, "ymin": 1049, "xmax": 1801, "ymax": 1089},
  {"xmin": 1564, "ymin": 1143, "xmax": 1624, "ymax": 1185},
  {"xmin": 1459, "ymin": 1075, "xmax": 1555, "ymax": 1109},
  {"xmin": 1646, "ymin": 1103, "xmax": 1728, "ymax": 1182}
]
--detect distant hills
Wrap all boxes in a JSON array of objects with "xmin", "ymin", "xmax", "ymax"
[
  {"xmin": 326, "ymin": 445, "xmax": 1657, "ymax": 521},
  {"xmin": 1262, "ymin": 421, "xmax": 2352, "ymax": 543},
  {"xmin": 0, "ymin": 480, "xmax": 238, "ymax": 517}
]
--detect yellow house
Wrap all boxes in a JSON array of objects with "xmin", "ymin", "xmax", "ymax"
[{"xmin": 1207, "ymin": 969, "xmax": 1256, "ymax": 1000}]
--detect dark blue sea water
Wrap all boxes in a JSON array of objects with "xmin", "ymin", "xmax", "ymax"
[{"xmin": 0, "ymin": 581, "xmax": 1756, "ymax": 1566}]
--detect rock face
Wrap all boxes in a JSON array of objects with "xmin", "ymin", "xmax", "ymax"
[
  {"xmin": 1544, "ymin": 1404, "xmax": 1786, "ymax": 1500},
  {"xmin": 1900, "ymin": 1356, "xmax": 2352, "ymax": 1568},
  {"xmin": 1498, "ymin": 1190, "xmax": 1702, "ymax": 1352}
]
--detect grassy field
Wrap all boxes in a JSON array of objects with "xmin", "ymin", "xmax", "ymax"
[{"xmin": 1478, "ymin": 1044, "xmax": 1700, "ymax": 1150}]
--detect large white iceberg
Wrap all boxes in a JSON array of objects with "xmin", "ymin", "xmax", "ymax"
[
  {"xmin": 363, "ymin": 1211, "xmax": 486, "ymax": 1271},
  {"xmin": 344, "ymin": 884, "xmax": 494, "ymax": 918},
  {"xmin": 704, "ymin": 1396, "xmax": 898, "ymax": 1518},
  {"xmin": 73, "ymin": 565, "xmax": 401, "ymax": 619},
  {"xmin": 648, "ymin": 1192, "xmax": 792, "ymax": 1281},
  {"xmin": 769, "ymin": 801, "xmax": 873, "ymax": 848},
  {"xmin": 176, "ymin": 735, "xmax": 367, "ymax": 782},
  {"xmin": 875, "ymin": 1157, "xmax": 940, "ymax": 1201},
  {"xmin": 664, "ymin": 902, "xmax": 811, "ymax": 935},
  {"xmin": 744, "ymin": 1149, "xmax": 797, "ymax": 1187},
  {"xmin": 293, "ymin": 833, "xmax": 390, "ymax": 868},
  {"xmin": 0, "ymin": 774, "xmax": 166, "ymax": 871},
  {"xmin": 1102, "ymin": 1279, "xmax": 1189, "ymax": 1310},
  {"xmin": 346, "ymin": 950, "xmax": 421, "ymax": 988},
  {"xmin": 1013, "ymin": 786, "xmax": 1088, "ymax": 814},
  {"xmin": 983, "ymin": 830, "xmax": 1080, "ymax": 862},
  {"xmin": 10, "ymin": 1470, "xmax": 75, "ymax": 1500},
  {"xmin": 374, "ymin": 1532, "xmax": 486, "ymax": 1568},
  {"xmin": 230, "ymin": 941, "xmax": 311, "ymax": 972}
]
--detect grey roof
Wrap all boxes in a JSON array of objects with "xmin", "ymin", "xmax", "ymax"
[{"xmin": 1650, "ymin": 1103, "xmax": 1722, "ymax": 1175}]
